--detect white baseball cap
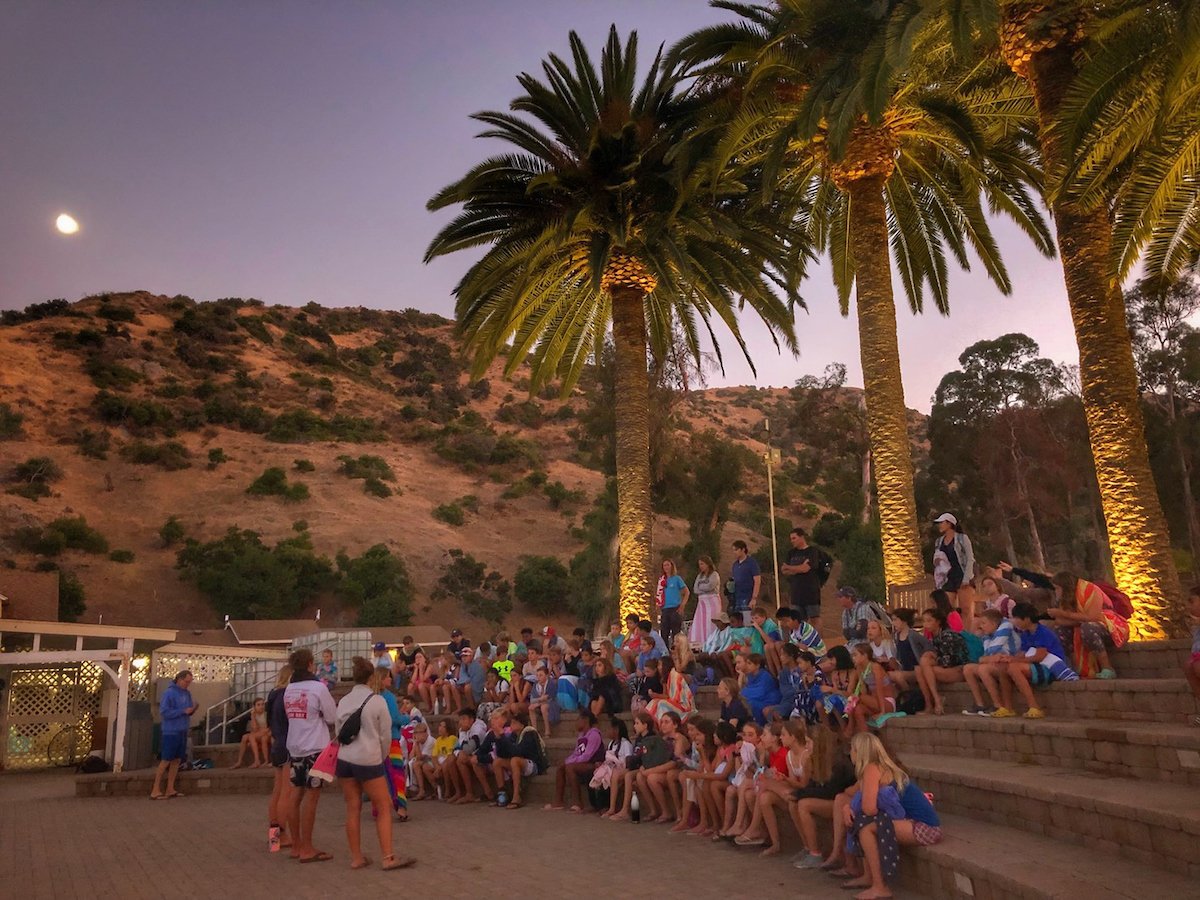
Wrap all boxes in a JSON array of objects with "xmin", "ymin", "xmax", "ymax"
[{"xmin": 933, "ymin": 513, "xmax": 957, "ymax": 525}]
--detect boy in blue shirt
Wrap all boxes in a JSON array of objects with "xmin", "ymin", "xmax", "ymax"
[
  {"xmin": 962, "ymin": 609, "xmax": 1021, "ymax": 715},
  {"xmin": 993, "ymin": 602, "xmax": 1079, "ymax": 719}
]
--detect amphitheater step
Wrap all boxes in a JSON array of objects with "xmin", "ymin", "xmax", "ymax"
[
  {"xmin": 901, "ymin": 753, "xmax": 1200, "ymax": 878},
  {"xmin": 882, "ymin": 715, "xmax": 1200, "ymax": 785},
  {"xmin": 902, "ymin": 812, "xmax": 1200, "ymax": 900},
  {"xmin": 1110, "ymin": 639, "xmax": 1194, "ymax": 680},
  {"xmin": 77, "ymin": 766, "xmax": 273, "ymax": 798},
  {"xmin": 933, "ymin": 679, "xmax": 1199, "ymax": 723}
]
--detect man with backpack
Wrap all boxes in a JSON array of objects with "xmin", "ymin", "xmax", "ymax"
[
  {"xmin": 780, "ymin": 527, "xmax": 833, "ymax": 629},
  {"xmin": 838, "ymin": 587, "xmax": 890, "ymax": 642}
]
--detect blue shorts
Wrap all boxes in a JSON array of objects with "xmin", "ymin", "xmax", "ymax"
[
  {"xmin": 334, "ymin": 759, "xmax": 387, "ymax": 782},
  {"xmin": 160, "ymin": 731, "xmax": 188, "ymax": 762}
]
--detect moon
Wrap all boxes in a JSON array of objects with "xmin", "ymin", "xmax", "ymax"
[{"xmin": 55, "ymin": 213, "xmax": 80, "ymax": 235}]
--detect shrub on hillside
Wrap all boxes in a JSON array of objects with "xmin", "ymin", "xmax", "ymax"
[
  {"xmin": 96, "ymin": 304, "xmax": 138, "ymax": 324},
  {"xmin": 93, "ymin": 391, "xmax": 173, "ymax": 431},
  {"xmin": 85, "ymin": 355, "xmax": 143, "ymax": 389},
  {"xmin": 496, "ymin": 399, "xmax": 544, "ymax": 428},
  {"xmin": 240, "ymin": 316, "xmax": 274, "ymax": 344},
  {"xmin": 364, "ymin": 477, "xmax": 392, "ymax": 498},
  {"xmin": 432, "ymin": 503, "xmax": 464, "ymax": 526},
  {"xmin": 75, "ymin": 428, "xmax": 111, "ymax": 459},
  {"xmin": 246, "ymin": 467, "xmax": 309, "ymax": 502},
  {"xmin": 207, "ymin": 448, "xmax": 228, "ymax": 469},
  {"xmin": 513, "ymin": 555, "xmax": 570, "ymax": 616},
  {"xmin": 159, "ymin": 516, "xmax": 186, "ymax": 546},
  {"xmin": 266, "ymin": 409, "xmax": 384, "ymax": 443},
  {"xmin": 1, "ymin": 297, "xmax": 72, "ymax": 326},
  {"xmin": 0, "ymin": 403, "xmax": 24, "ymax": 439},
  {"xmin": 176, "ymin": 527, "xmax": 334, "ymax": 619},
  {"xmin": 336, "ymin": 544, "xmax": 414, "ymax": 627},
  {"xmin": 14, "ymin": 516, "xmax": 110, "ymax": 556},
  {"xmin": 435, "ymin": 549, "xmax": 512, "ymax": 625},
  {"xmin": 109, "ymin": 549, "xmax": 135, "ymax": 563},
  {"xmin": 58, "ymin": 570, "xmax": 86, "ymax": 622},
  {"xmin": 543, "ymin": 480, "xmax": 584, "ymax": 511},
  {"xmin": 120, "ymin": 440, "xmax": 192, "ymax": 470},
  {"xmin": 202, "ymin": 397, "xmax": 270, "ymax": 432},
  {"xmin": 6, "ymin": 456, "xmax": 62, "ymax": 500},
  {"xmin": 293, "ymin": 458, "xmax": 315, "ymax": 472}
]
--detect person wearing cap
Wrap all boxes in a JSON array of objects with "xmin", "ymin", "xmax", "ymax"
[
  {"xmin": 696, "ymin": 611, "xmax": 735, "ymax": 677},
  {"xmin": 371, "ymin": 642, "xmax": 394, "ymax": 670},
  {"xmin": 933, "ymin": 513, "xmax": 975, "ymax": 601},
  {"xmin": 447, "ymin": 629, "xmax": 471, "ymax": 657},
  {"xmin": 541, "ymin": 625, "xmax": 566, "ymax": 652},
  {"xmin": 838, "ymin": 587, "xmax": 873, "ymax": 642}
]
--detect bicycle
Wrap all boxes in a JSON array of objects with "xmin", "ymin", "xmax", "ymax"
[{"xmin": 46, "ymin": 725, "xmax": 84, "ymax": 768}]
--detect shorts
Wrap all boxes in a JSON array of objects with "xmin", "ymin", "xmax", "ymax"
[
  {"xmin": 912, "ymin": 822, "xmax": 943, "ymax": 845},
  {"xmin": 289, "ymin": 753, "xmax": 325, "ymax": 790},
  {"xmin": 1029, "ymin": 664, "xmax": 1053, "ymax": 687},
  {"xmin": 334, "ymin": 759, "xmax": 387, "ymax": 782},
  {"xmin": 797, "ymin": 603, "xmax": 821, "ymax": 621},
  {"xmin": 1190, "ymin": 651, "xmax": 1200, "ymax": 665},
  {"xmin": 159, "ymin": 731, "xmax": 188, "ymax": 762},
  {"xmin": 270, "ymin": 744, "xmax": 289, "ymax": 768},
  {"xmin": 498, "ymin": 758, "xmax": 538, "ymax": 779}
]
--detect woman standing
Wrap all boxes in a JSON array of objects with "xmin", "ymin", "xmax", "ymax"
[
  {"xmin": 646, "ymin": 635, "xmax": 696, "ymax": 721},
  {"xmin": 265, "ymin": 665, "xmax": 293, "ymax": 851},
  {"xmin": 658, "ymin": 559, "xmax": 690, "ymax": 647},
  {"xmin": 373, "ymin": 667, "xmax": 410, "ymax": 822},
  {"xmin": 689, "ymin": 557, "xmax": 722, "ymax": 646},
  {"xmin": 335, "ymin": 657, "xmax": 416, "ymax": 871},
  {"xmin": 933, "ymin": 513, "xmax": 976, "ymax": 626}
]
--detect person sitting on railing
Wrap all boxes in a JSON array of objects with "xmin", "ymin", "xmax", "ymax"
[{"xmin": 231, "ymin": 697, "xmax": 271, "ymax": 768}]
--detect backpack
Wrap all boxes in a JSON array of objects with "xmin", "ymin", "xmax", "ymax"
[
  {"xmin": 520, "ymin": 725, "xmax": 549, "ymax": 775},
  {"xmin": 896, "ymin": 689, "xmax": 925, "ymax": 715},
  {"xmin": 336, "ymin": 694, "xmax": 373, "ymax": 746},
  {"xmin": 1094, "ymin": 582, "xmax": 1134, "ymax": 620},
  {"xmin": 815, "ymin": 549, "xmax": 834, "ymax": 586},
  {"xmin": 77, "ymin": 754, "xmax": 111, "ymax": 774}
]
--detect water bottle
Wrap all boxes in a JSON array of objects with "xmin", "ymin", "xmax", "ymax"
[
  {"xmin": 436, "ymin": 784, "xmax": 444, "ymax": 801},
  {"xmin": 268, "ymin": 824, "xmax": 281, "ymax": 853},
  {"xmin": 631, "ymin": 790, "xmax": 641, "ymax": 824},
  {"xmin": 497, "ymin": 790, "xmax": 509, "ymax": 807}
]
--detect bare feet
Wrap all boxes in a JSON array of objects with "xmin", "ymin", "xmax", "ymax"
[
  {"xmin": 760, "ymin": 845, "xmax": 780, "ymax": 857},
  {"xmin": 610, "ymin": 812, "xmax": 629, "ymax": 822}
]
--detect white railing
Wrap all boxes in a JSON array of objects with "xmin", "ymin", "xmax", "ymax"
[{"xmin": 203, "ymin": 672, "xmax": 278, "ymax": 745}]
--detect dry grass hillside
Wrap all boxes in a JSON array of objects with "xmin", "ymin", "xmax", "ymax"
[{"xmin": 0, "ymin": 292, "xmax": 922, "ymax": 632}]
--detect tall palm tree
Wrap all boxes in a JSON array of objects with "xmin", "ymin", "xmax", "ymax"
[
  {"xmin": 675, "ymin": 1, "xmax": 1053, "ymax": 590},
  {"xmin": 425, "ymin": 27, "xmax": 807, "ymax": 622},
  {"xmin": 925, "ymin": 0, "xmax": 1187, "ymax": 636}
]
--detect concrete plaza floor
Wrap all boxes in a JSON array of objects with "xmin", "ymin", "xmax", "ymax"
[{"xmin": 0, "ymin": 770, "xmax": 916, "ymax": 899}]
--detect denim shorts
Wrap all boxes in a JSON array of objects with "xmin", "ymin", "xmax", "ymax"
[
  {"xmin": 160, "ymin": 732, "xmax": 188, "ymax": 762},
  {"xmin": 335, "ymin": 759, "xmax": 387, "ymax": 782}
]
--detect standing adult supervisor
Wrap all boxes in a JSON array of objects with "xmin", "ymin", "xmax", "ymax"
[
  {"xmin": 730, "ymin": 540, "xmax": 762, "ymax": 614},
  {"xmin": 688, "ymin": 556, "xmax": 722, "ymax": 645},
  {"xmin": 657, "ymin": 559, "xmax": 689, "ymax": 647},
  {"xmin": 780, "ymin": 527, "xmax": 832, "ymax": 630},
  {"xmin": 150, "ymin": 670, "xmax": 195, "ymax": 800}
]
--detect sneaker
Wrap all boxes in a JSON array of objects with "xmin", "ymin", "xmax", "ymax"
[
  {"xmin": 793, "ymin": 852, "xmax": 825, "ymax": 869},
  {"xmin": 1190, "ymin": 714, "xmax": 1200, "ymax": 727},
  {"xmin": 961, "ymin": 705, "xmax": 985, "ymax": 716},
  {"xmin": 1097, "ymin": 668, "xmax": 1117, "ymax": 680},
  {"xmin": 979, "ymin": 707, "xmax": 997, "ymax": 717},
  {"xmin": 990, "ymin": 707, "xmax": 1016, "ymax": 718},
  {"xmin": 1024, "ymin": 708, "xmax": 1046, "ymax": 719}
]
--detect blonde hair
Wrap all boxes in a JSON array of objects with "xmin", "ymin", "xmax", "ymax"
[
  {"xmin": 850, "ymin": 732, "xmax": 908, "ymax": 791},
  {"xmin": 274, "ymin": 665, "xmax": 294, "ymax": 690},
  {"xmin": 367, "ymin": 666, "xmax": 391, "ymax": 692},
  {"xmin": 672, "ymin": 633, "xmax": 693, "ymax": 671}
]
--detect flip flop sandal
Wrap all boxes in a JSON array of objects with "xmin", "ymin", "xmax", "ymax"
[
  {"xmin": 165, "ymin": 792, "xmax": 185, "ymax": 799},
  {"xmin": 351, "ymin": 858, "xmax": 372, "ymax": 870},
  {"xmin": 381, "ymin": 856, "xmax": 416, "ymax": 871},
  {"xmin": 299, "ymin": 852, "xmax": 333, "ymax": 864}
]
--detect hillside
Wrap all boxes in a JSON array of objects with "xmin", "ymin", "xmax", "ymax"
[{"xmin": 0, "ymin": 292, "xmax": 923, "ymax": 631}]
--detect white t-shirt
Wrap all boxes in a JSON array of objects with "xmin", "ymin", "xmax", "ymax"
[
  {"xmin": 283, "ymin": 677, "xmax": 337, "ymax": 757},
  {"xmin": 415, "ymin": 735, "xmax": 435, "ymax": 759},
  {"xmin": 456, "ymin": 719, "xmax": 488, "ymax": 756}
]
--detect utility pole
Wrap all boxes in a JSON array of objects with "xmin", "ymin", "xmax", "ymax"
[{"xmin": 764, "ymin": 418, "xmax": 781, "ymax": 603}]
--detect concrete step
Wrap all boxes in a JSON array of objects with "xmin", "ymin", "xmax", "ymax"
[
  {"xmin": 902, "ymin": 812, "xmax": 1200, "ymax": 899},
  {"xmin": 77, "ymin": 766, "xmax": 273, "ymax": 797},
  {"xmin": 1110, "ymin": 639, "xmax": 1194, "ymax": 680},
  {"xmin": 932, "ymin": 679, "xmax": 1199, "ymax": 723},
  {"xmin": 882, "ymin": 715, "xmax": 1200, "ymax": 785},
  {"xmin": 901, "ymin": 753, "xmax": 1200, "ymax": 878}
]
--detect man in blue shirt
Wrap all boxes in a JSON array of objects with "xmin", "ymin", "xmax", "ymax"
[
  {"xmin": 730, "ymin": 540, "xmax": 761, "ymax": 613},
  {"xmin": 993, "ymin": 602, "xmax": 1079, "ymax": 719},
  {"xmin": 151, "ymin": 670, "xmax": 195, "ymax": 799}
]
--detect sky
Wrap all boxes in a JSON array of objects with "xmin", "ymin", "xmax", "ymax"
[{"xmin": 0, "ymin": 0, "xmax": 1084, "ymax": 412}]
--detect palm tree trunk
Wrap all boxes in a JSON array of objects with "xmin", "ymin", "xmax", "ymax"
[
  {"xmin": 1023, "ymin": 41, "xmax": 1181, "ymax": 638},
  {"xmin": 610, "ymin": 288, "xmax": 654, "ymax": 622},
  {"xmin": 847, "ymin": 176, "xmax": 925, "ymax": 589}
]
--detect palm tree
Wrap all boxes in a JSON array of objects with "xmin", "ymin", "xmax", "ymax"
[
  {"xmin": 674, "ymin": 1, "xmax": 1053, "ymax": 590},
  {"xmin": 926, "ymin": 0, "xmax": 1187, "ymax": 636},
  {"xmin": 425, "ymin": 27, "xmax": 806, "ymax": 622}
]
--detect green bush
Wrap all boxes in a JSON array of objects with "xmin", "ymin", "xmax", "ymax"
[
  {"xmin": 7, "ymin": 482, "xmax": 51, "ymax": 500},
  {"xmin": 513, "ymin": 555, "xmax": 571, "ymax": 616},
  {"xmin": 85, "ymin": 355, "xmax": 142, "ymax": 389},
  {"xmin": 94, "ymin": 391, "xmax": 173, "ymax": 431},
  {"xmin": 120, "ymin": 440, "xmax": 192, "ymax": 470},
  {"xmin": 496, "ymin": 399, "xmax": 545, "ymax": 428},
  {"xmin": 159, "ymin": 516, "xmax": 186, "ymax": 546},
  {"xmin": 58, "ymin": 570, "xmax": 87, "ymax": 622},
  {"xmin": 266, "ymin": 409, "xmax": 384, "ymax": 443},
  {"xmin": 364, "ymin": 477, "xmax": 392, "ymax": 498},
  {"xmin": 246, "ymin": 467, "xmax": 310, "ymax": 502},
  {"xmin": 336, "ymin": 544, "xmax": 415, "ymax": 627},
  {"xmin": 7, "ymin": 457, "xmax": 62, "ymax": 498},
  {"xmin": 293, "ymin": 458, "xmax": 316, "ymax": 472},
  {"xmin": 0, "ymin": 403, "xmax": 25, "ymax": 439},
  {"xmin": 176, "ymin": 527, "xmax": 334, "ymax": 618},
  {"xmin": 76, "ymin": 428, "xmax": 110, "ymax": 459},
  {"xmin": 14, "ymin": 516, "xmax": 110, "ymax": 556},
  {"xmin": 833, "ymin": 520, "xmax": 886, "ymax": 605},
  {"xmin": 109, "ymin": 549, "xmax": 135, "ymax": 563},
  {"xmin": 436, "ymin": 549, "xmax": 512, "ymax": 624},
  {"xmin": 207, "ymin": 448, "xmax": 228, "ymax": 468},
  {"xmin": 543, "ymin": 480, "xmax": 584, "ymax": 510},
  {"xmin": 337, "ymin": 454, "xmax": 394, "ymax": 481},
  {"xmin": 432, "ymin": 503, "xmax": 465, "ymax": 526},
  {"xmin": 240, "ymin": 316, "xmax": 274, "ymax": 344},
  {"xmin": 202, "ymin": 397, "xmax": 270, "ymax": 432},
  {"xmin": 96, "ymin": 304, "xmax": 138, "ymax": 323}
]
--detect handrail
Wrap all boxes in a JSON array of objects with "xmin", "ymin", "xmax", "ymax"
[{"xmin": 204, "ymin": 672, "xmax": 277, "ymax": 745}]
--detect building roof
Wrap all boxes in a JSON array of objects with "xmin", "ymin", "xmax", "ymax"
[
  {"xmin": 173, "ymin": 628, "xmax": 239, "ymax": 648},
  {"xmin": 225, "ymin": 619, "xmax": 320, "ymax": 645},
  {"xmin": 0, "ymin": 618, "xmax": 177, "ymax": 642},
  {"xmin": 369, "ymin": 625, "xmax": 451, "ymax": 648},
  {"xmin": 0, "ymin": 571, "xmax": 60, "ymax": 621}
]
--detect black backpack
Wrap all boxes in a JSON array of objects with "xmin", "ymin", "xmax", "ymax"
[
  {"xmin": 896, "ymin": 689, "xmax": 925, "ymax": 716},
  {"xmin": 815, "ymin": 549, "xmax": 834, "ymax": 586},
  {"xmin": 336, "ymin": 694, "xmax": 373, "ymax": 745}
]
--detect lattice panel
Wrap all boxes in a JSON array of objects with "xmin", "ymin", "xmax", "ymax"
[
  {"xmin": 154, "ymin": 654, "xmax": 241, "ymax": 683},
  {"xmin": 3, "ymin": 664, "xmax": 105, "ymax": 771},
  {"xmin": 129, "ymin": 657, "xmax": 151, "ymax": 702}
]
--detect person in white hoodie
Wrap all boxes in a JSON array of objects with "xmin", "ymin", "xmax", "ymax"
[
  {"xmin": 283, "ymin": 648, "xmax": 336, "ymax": 863},
  {"xmin": 335, "ymin": 657, "xmax": 416, "ymax": 871}
]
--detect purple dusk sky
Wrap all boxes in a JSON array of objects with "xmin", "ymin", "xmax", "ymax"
[{"xmin": 0, "ymin": 0, "xmax": 1082, "ymax": 411}]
